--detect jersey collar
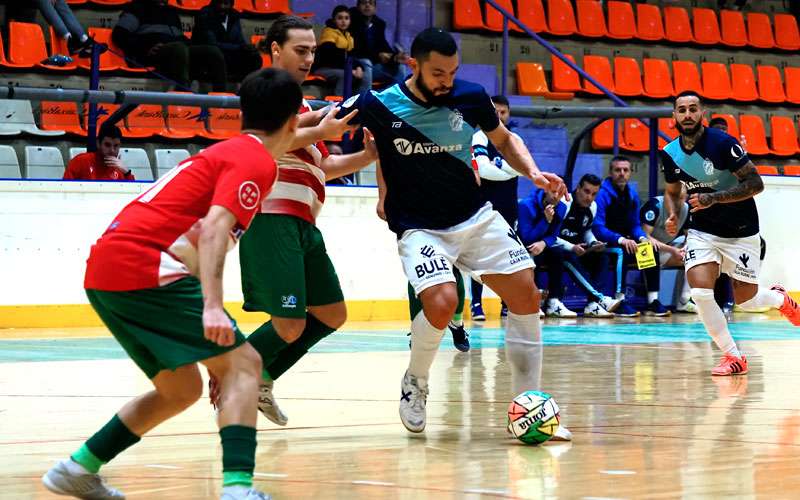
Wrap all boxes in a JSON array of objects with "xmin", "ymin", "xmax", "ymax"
[{"xmin": 399, "ymin": 80, "xmax": 433, "ymax": 109}]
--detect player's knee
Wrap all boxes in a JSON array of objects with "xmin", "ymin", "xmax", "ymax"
[
  {"xmin": 316, "ymin": 303, "xmax": 347, "ymax": 330},
  {"xmin": 273, "ymin": 318, "xmax": 306, "ymax": 343},
  {"xmin": 690, "ymin": 287, "xmax": 715, "ymax": 304},
  {"xmin": 160, "ymin": 373, "xmax": 203, "ymax": 409},
  {"xmin": 422, "ymin": 289, "xmax": 458, "ymax": 327}
]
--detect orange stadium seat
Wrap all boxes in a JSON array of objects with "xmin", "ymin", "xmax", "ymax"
[
  {"xmin": 551, "ymin": 54, "xmax": 582, "ymax": 93},
  {"xmin": 757, "ymin": 65, "xmax": 786, "ymax": 103},
  {"xmin": 516, "ymin": 0, "xmax": 548, "ymax": 33},
  {"xmin": 643, "ymin": 58, "xmax": 674, "ymax": 98},
  {"xmin": 76, "ymin": 28, "xmax": 122, "ymax": 72},
  {"xmin": 83, "ymin": 103, "xmax": 119, "ymax": 132},
  {"xmin": 47, "ymin": 27, "xmax": 78, "ymax": 71},
  {"xmin": 672, "ymin": 60, "xmax": 702, "ymax": 96},
  {"xmin": 250, "ymin": 35, "xmax": 271, "ymax": 68},
  {"xmin": 575, "ymin": 0, "xmax": 606, "ymax": 38},
  {"xmin": 165, "ymin": 93, "xmax": 205, "ymax": 139},
  {"xmin": 775, "ymin": 14, "xmax": 800, "ymax": 51},
  {"xmin": 739, "ymin": 115, "xmax": 772, "ymax": 155},
  {"xmin": 622, "ymin": 119, "xmax": 651, "ymax": 152},
  {"xmin": 546, "ymin": 0, "xmax": 577, "ymax": 36},
  {"xmin": 747, "ymin": 13, "xmax": 775, "ymax": 49},
  {"xmin": 66, "ymin": 0, "xmax": 88, "ymax": 4},
  {"xmin": 40, "ymin": 102, "xmax": 85, "ymax": 136},
  {"xmin": 636, "ymin": 4, "xmax": 665, "ymax": 42},
  {"xmin": 592, "ymin": 119, "xmax": 621, "ymax": 150},
  {"xmin": 606, "ymin": 1, "xmax": 635, "ymax": 40},
  {"xmin": 664, "ymin": 6, "xmax": 694, "ymax": 43},
  {"xmin": 582, "ymin": 55, "xmax": 614, "ymax": 95},
  {"xmin": 769, "ymin": 116, "xmax": 800, "ymax": 157},
  {"xmin": 658, "ymin": 118, "xmax": 678, "ymax": 148},
  {"xmin": 692, "ymin": 8, "xmax": 721, "ymax": 45},
  {"xmin": 90, "ymin": 0, "xmax": 130, "ymax": 5},
  {"xmin": 169, "ymin": 0, "xmax": 210, "ymax": 10},
  {"xmin": 711, "ymin": 114, "xmax": 740, "ymax": 139},
  {"xmin": 783, "ymin": 165, "xmax": 800, "ymax": 176},
  {"xmin": 0, "ymin": 31, "xmax": 31, "ymax": 69},
  {"xmin": 453, "ymin": 0, "xmax": 488, "ymax": 31},
  {"xmin": 701, "ymin": 62, "xmax": 732, "ymax": 101},
  {"xmin": 720, "ymin": 10, "xmax": 747, "ymax": 47},
  {"xmin": 613, "ymin": 57, "xmax": 643, "ymax": 97},
  {"xmin": 125, "ymin": 104, "xmax": 168, "ymax": 138},
  {"xmin": 246, "ymin": 0, "xmax": 292, "ymax": 15},
  {"xmin": 756, "ymin": 165, "xmax": 779, "ymax": 175},
  {"xmin": 8, "ymin": 22, "xmax": 71, "ymax": 71},
  {"xmin": 201, "ymin": 92, "xmax": 241, "ymax": 140},
  {"xmin": 784, "ymin": 67, "xmax": 800, "ymax": 105},
  {"xmin": 729, "ymin": 63, "xmax": 758, "ymax": 102},
  {"xmin": 485, "ymin": 0, "xmax": 523, "ymax": 32},
  {"xmin": 515, "ymin": 63, "xmax": 574, "ymax": 99}
]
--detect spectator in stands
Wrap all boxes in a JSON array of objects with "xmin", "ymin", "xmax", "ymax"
[
  {"xmin": 63, "ymin": 124, "xmax": 135, "ymax": 181},
  {"xmin": 554, "ymin": 174, "xmax": 622, "ymax": 318},
  {"xmin": 112, "ymin": 0, "xmax": 227, "ymax": 91},
  {"xmin": 312, "ymin": 5, "xmax": 367, "ymax": 96},
  {"xmin": 33, "ymin": 0, "xmax": 93, "ymax": 57},
  {"xmin": 593, "ymin": 156, "xmax": 669, "ymax": 317},
  {"xmin": 640, "ymin": 185, "xmax": 697, "ymax": 313},
  {"xmin": 518, "ymin": 188, "xmax": 577, "ymax": 317},
  {"xmin": 192, "ymin": 0, "xmax": 261, "ymax": 83},
  {"xmin": 349, "ymin": 0, "xmax": 408, "ymax": 89}
]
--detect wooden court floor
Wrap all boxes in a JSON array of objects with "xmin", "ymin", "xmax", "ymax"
[{"xmin": 2, "ymin": 314, "xmax": 800, "ymax": 499}]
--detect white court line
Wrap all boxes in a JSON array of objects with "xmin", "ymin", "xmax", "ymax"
[
  {"xmin": 351, "ymin": 480, "xmax": 396, "ymax": 486},
  {"xmin": 126, "ymin": 484, "xmax": 192, "ymax": 496},
  {"xmin": 144, "ymin": 464, "xmax": 181, "ymax": 469},
  {"xmin": 599, "ymin": 469, "xmax": 637, "ymax": 475},
  {"xmin": 254, "ymin": 472, "xmax": 288, "ymax": 478}
]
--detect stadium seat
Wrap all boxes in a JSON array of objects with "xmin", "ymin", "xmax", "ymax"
[
  {"xmin": 76, "ymin": 28, "xmax": 122, "ymax": 71},
  {"xmin": 0, "ymin": 146, "xmax": 21, "ymax": 179},
  {"xmin": 774, "ymin": 14, "xmax": 800, "ymax": 51},
  {"xmin": 756, "ymin": 165, "xmax": 778, "ymax": 175},
  {"xmin": 8, "ymin": 22, "xmax": 72, "ymax": 71},
  {"xmin": 250, "ymin": 35, "xmax": 271, "ymax": 68},
  {"xmin": 47, "ymin": 27, "xmax": 79, "ymax": 71},
  {"xmin": 453, "ymin": 0, "xmax": 488, "ymax": 31},
  {"xmin": 663, "ymin": 6, "xmax": 694, "ymax": 44},
  {"xmin": 701, "ymin": 62, "xmax": 732, "ymax": 101},
  {"xmin": 642, "ymin": 58, "xmax": 674, "ymax": 98},
  {"xmin": 69, "ymin": 147, "xmax": 86, "ymax": 159},
  {"xmin": 757, "ymin": 65, "xmax": 786, "ymax": 103},
  {"xmin": 245, "ymin": 0, "xmax": 292, "ymax": 15},
  {"xmin": 692, "ymin": 8, "xmax": 721, "ymax": 45},
  {"xmin": 769, "ymin": 116, "xmax": 800, "ymax": 157},
  {"xmin": 550, "ymin": 54, "xmax": 582, "ymax": 93},
  {"xmin": 24, "ymin": 146, "xmax": 65, "ymax": 179},
  {"xmin": 169, "ymin": 0, "xmax": 210, "ymax": 10},
  {"xmin": 201, "ymin": 93, "xmax": 242, "ymax": 140},
  {"xmin": 672, "ymin": 60, "xmax": 702, "ymax": 96},
  {"xmin": 485, "ymin": 0, "xmax": 522, "ymax": 32},
  {"xmin": 783, "ymin": 165, "xmax": 800, "ymax": 176},
  {"xmin": 67, "ymin": 0, "xmax": 88, "ymax": 4},
  {"xmin": 582, "ymin": 55, "xmax": 614, "ymax": 95},
  {"xmin": 729, "ymin": 64, "xmax": 758, "ymax": 102},
  {"xmin": 591, "ymin": 119, "xmax": 623, "ymax": 150},
  {"xmin": 516, "ymin": 0, "xmax": 548, "ymax": 33},
  {"xmin": 622, "ymin": 119, "xmax": 651, "ymax": 152},
  {"xmin": 710, "ymin": 114, "xmax": 740, "ymax": 139},
  {"xmin": 125, "ymin": 104, "xmax": 168, "ymax": 138},
  {"xmin": 546, "ymin": 0, "xmax": 577, "ymax": 36},
  {"xmin": 83, "ymin": 103, "xmax": 119, "ymax": 133},
  {"xmin": 164, "ymin": 93, "xmax": 206, "ymax": 139},
  {"xmin": 739, "ymin": 115, "xmax": 772, "ymax": 155},
  {"xmin": 719, "ymin": 10, "xmax": 747, "ymax": 47},
  {"xmin": 119, "ymin": 148, "xmax": 154, "ymax": 181},
  {"xmin": 658, "ymin": 118, "xmax": 678, "ymax": 148},
  {"xmin": 575, "ymin": 0, "xmax": 606, "ymax": 38},
  {"xmin": 613, "ymin": 57, "xmax": 643, "ymax": 97},
  {"xmin": 636, "ymin": 4, "xmax": 665, "ymax": 42},
  {"xmin": 40, "ymin": 101, "xmax": 85, "ymax": 136},
  {"xmin": 90, "ymin": 0, "xmax": 130, "ymax": 5},
  {"xmin": 515, "ymin": 63, "xmax": 574, "ymax": 99},
  {"xmin": 746, "ymin": 13, "xmax": 775, "ymax": 49},
  {"xmin": 0, "ymin": 99, "xmax": 64, "ymax": 136},
  {"xmin": 785, "ymin": 67, "xmax": 800, "ymax": 105},
  {"xmin": 155, "ymin": 149, "xmax": 191, "ymax": 178},
  {"xmin": 606, "ymin": 1, "xmax": 635, "ymax": 40}
]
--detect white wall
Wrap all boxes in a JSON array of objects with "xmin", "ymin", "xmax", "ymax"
[{"xmin": 0, "ymin": 176, "xmax": 798, "ymax": 307}]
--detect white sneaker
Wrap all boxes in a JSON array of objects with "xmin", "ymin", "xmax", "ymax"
[
  {"xmin": 221, "ymin": 486, "xmax": 272, "ymax": 500},
  {"xmin": 584, "ymin": 301, "xmax": 613, "ymax": 318},
  {"xmin": 733, "ymin": 303, "xmax": 770, "ymax": 313},
  {"xmin": 42, "ymin": 459, "xmax": 125, "ymax": 499},
  {"xmin": 538, "ymin": 309, "xmax": 545, "ymax": 318},
  {"xmin": 600, "ymin": 295, "xmax": 622, "ymax": 313},
  {"xmin": 258, "ymin": 379, "xmax": 288, "ymax": 426},
  {"xmin": 676, "ymin": 298, "xmax": 698, "ymax": 313},
  {"xmin": 399, "ymin": 371, "xmax": 428, "ymax": 433},
  {"xmin": 545, "ymin": 299, "xmax": 578, "ymax": 318},
  {"xmin": 549, "ymin": 425, "xmax": 573, "ymax": 442}
]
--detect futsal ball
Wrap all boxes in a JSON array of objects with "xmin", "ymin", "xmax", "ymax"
[{"xmin": 507, "ymin": 390, "xmax": 560, "ymax": 444}]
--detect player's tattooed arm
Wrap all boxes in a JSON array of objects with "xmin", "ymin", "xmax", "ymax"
[{"xmin": 688, "ymin": 162, "xmax": 764, "ymax": 212}]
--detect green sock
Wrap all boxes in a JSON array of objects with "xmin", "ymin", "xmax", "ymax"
[
  {"xmin": 220, "ymin": 425, "xmax": 256, "ymax": 487},
  {"xmin": 451, "ymin": 312, "xmax": 463, "ymax": 327},
  {"xmin": 265, "ymin": 314, "xmax": 335, "ymax": 380},
  {"xmin": 246, "ymin": 320, "xmax": 289, "ymax": 375},
  {"xmin": 407, "ymin": 282, "xmax": 422, "ymax": 320},
  {"xmin": 71, "ymin": 414, "xmax": 141, "ymax": 473}
]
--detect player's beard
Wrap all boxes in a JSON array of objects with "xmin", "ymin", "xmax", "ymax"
[
  {"xmin": 416, "ymin": 73, "xmax": 452, "ymax": 106},
  {"xmin": 676, "ymin": 120, "xmax": 702, "ymax": 136}
]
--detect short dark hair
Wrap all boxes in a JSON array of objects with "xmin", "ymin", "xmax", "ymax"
[
  {"xmin": 673, "ymin": 90, "xmax": 703, "ymax": 108},
  {"xmin": 239, "ymin": 68, "xmax": 302, "ymax": 133},
  {"xmin": 410, "ymin": 27, "xmax": 458, "ymax": 61},
  {"xmin": 97, "ymin": 123, "xmax": 122, "ymax": 142},
  {"xmin": 262, "ymin": 15, "xmax": 313, "ymax": 53},
  {"xmin": 491, "ymin": 95, "xmax": 509, "ymax": 107},
  {"xmin": 331, "ymin": 4, "xmax": 349, "ymax": 17},
  {"xmin": 578, "ymin": 173, "xmax": 602, "ymax": 188},
  {"xmin": 609, "ymin": 155, "xmax": 631, "ymax": 170},
  {"xmin": 708, "ymin": 117, "xmax": 727, "ymax": 128}
]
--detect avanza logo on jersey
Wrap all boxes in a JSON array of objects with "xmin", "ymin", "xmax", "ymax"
[{"xmin": 393, "ymin": 138, "xmax": 463, "ymax": 156}]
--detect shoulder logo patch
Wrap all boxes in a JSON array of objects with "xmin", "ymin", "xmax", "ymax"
[
  {"xmin": 730, "ymin": 144, "xmax": 745, "ymax": 159},
  {"xmin": 449, "ymin": 109, "xmax": 464, "ymax": 132},
  {"xmin": 238, "ymin": 181, "xmax": 260, "ymax": 210},
  {"xmin": 645, "ymin": 210, "xmax": 656, "ymax": 222}
]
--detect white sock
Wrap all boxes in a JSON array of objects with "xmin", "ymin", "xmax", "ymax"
[
  {"xmin": 680, "ymin": 276, "xmax": 692, "ymax": 303},
  {"xmin": 80, "ymin": 34, "xmax": 89, "ymax": 42},
  {"xmin": 222, "ymin": 485, "xmax": 250, "ymax": 496},
  {"xmin": 738, "ymin": 287, "xmax": 784, "ymax": 311},
  {"xmin": 647, "ymin": 291, "xmax": 658, "ymax": 303},
  {"xmin": 505, "ymin": 311, "xmax": 543, "ymax": 396},
  {"xmin": 692, "ymin": 288, "xmax": 741, "ymax": 357},
  {"xmin": 449, "ymin": 317, "xmax": 463, "ymax": 328},
  {"xmin": 65, "ymin": 458, "xmax": 90, "ymax": 475},
  {"xmin": 407, "ymin": 311, "xmax": 445, "ymax": 380}
]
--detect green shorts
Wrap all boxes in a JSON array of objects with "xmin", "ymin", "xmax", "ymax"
[
  {"xmin": 86, "ymin": 277, "xmax": 246, "ymax": 379},
  {"xmin": 240, "ymin": 214, "xmax": 344, "ymax": 319}
]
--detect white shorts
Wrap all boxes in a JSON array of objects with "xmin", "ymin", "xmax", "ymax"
[
  {"xmin": 398, "ymin": 203, "xmax": 534, "ymax": 295},
  {"xmin": 684, "ymin": 229, "xmax": 760, "ymax": 284},
  {"xmin": 659, "ymin": 235, "xmax": 686, "ymax": 266}
]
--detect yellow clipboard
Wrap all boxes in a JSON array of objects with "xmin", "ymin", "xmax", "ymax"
[{"xmin": 635, "ymin": 241, "xmax": 657, "ymax": 270}]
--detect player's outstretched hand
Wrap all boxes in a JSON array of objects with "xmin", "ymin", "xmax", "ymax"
[
  {"xmin": 319, "ymin": 104, "xmax": 358, "ymax": 141},
  {"xmin": 532, "ymin": 172, "xmax": 570, "ymax": 202},
  {"xmin": 203, "ymin": 307, "xmax": 235, "ymax": 346},
  {"xmin": 363, "ymin": 127, "xmax": 378, "ymax": 160},
  {"xmin": 688, "ymin": 193, "xmax": 714, "ymax": 213}
]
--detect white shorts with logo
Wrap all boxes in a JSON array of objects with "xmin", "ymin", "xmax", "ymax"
[
  {"xmin": 659, "ymin": 234, "xmax": 686, "ymax": 266},
  {"xmin": 398, "ymin": 203, "xmax": 534, "ymax": 296},
  {"xmin": 684, "ymin": 229, "xmax": 760, "ymax": 284}
]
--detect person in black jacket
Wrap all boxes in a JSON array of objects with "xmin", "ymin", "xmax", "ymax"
[
  {"xmin": 193, "ymin": 0, "xmax": 261, "ymax": 82},
  {"xmin": 348, "ymin": 0, "xmax": 407, "ymax": 88},
  {"xmin": 111, "ymin": 0, "xmax": 227, "ymax": 91}
]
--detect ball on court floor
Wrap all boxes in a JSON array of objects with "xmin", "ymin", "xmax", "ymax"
[{"xmin": 507, "ymin": 390, "xmax": 560, "ymax": 444}]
